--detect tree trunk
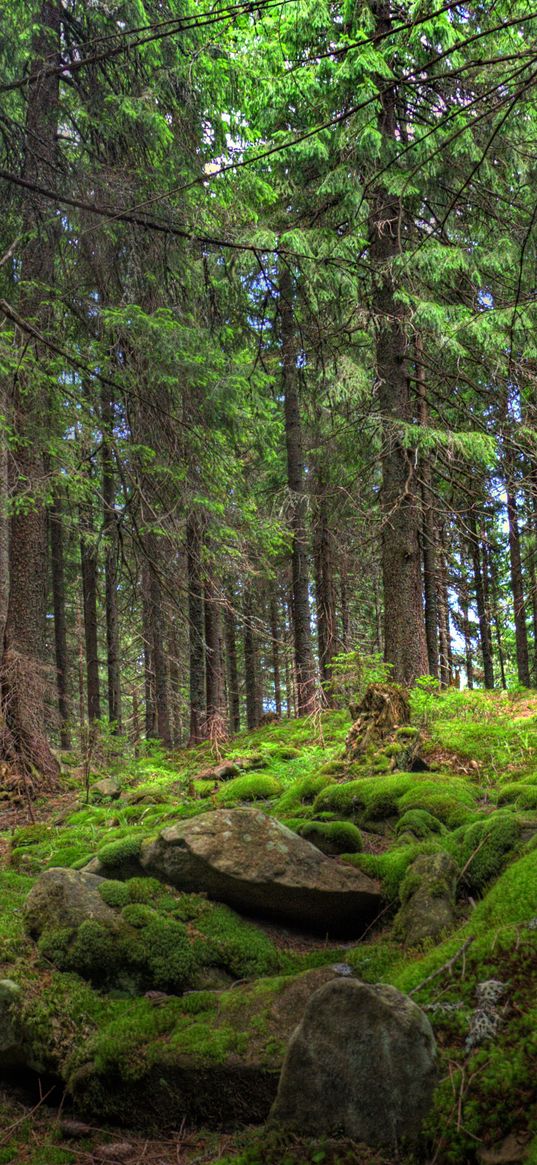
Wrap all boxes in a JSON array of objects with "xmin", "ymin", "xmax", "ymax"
[
  {"xmin": 101, "ymin": 390, "xmax": 122, "ymax": 731},
  {"xmin": 80, "ymin": 505, "xmax": 101, "ymax": 723},
  {"xmin": 468, "ymin": 511, "xmax": 494, "ymax": 689},
  {"xmin": 2, "ymin": 0, "xmax": 61, "ymax": 785},
  {"xmin": 369, "ymin": 1, "xmax": 428, "ymax": 685},
  {"xmin": 145, "ymin": 536, "xmax": 172, "ymax": 747},
  {"xmin": 416, "ymin": 341, "xmax": 439, "ymax": 679},
  {"xmin": 205, "ymin": 579, "xmax": 226, "ymax": 740},
  {"xmin": 224, "ymin": 594, "xmax": 241, "ymax": 733},
  {"xmin": 49, "ymin": 495, "xmax": 71, "ymax": 748},
  {"xmin": 279, "ymin": 263, "xmax": 317, "ymax": 713},
  {"xmin": 437, "ymin": 535, "xmax": 451, "ymax": 688},
  {"xmin": 506, "ymin": 483, "xmax": 530, "ymax": 686},
  {"xmin": 244, "ymin": 583, "xmax": 262, "ymax": 729},
  {"xmin": 187, "ymin": 514, "xmax": 206, "ymax": 743},
  {"xmin": 142, "ymin": 561, "xmax": 156, "ymax": 738},
  {"xmin": 269, "ymin": 585, "xmax": 282, "ymax": 718},
  {"xmin": 313, "ymin": 475, "xmax": 337, "ymax": 704}
]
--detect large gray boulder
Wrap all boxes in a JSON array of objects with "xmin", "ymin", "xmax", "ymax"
[
  {"xmin": 270, "ymin": 977, "xmax": 437, "ymax": 1151},
  {"xmin": 141, "ymin": 808, "xmax": 381, "ymax": 935},
  {"xmin": 24, "ymin": 867, "xmax": 116, "ymax": 938}
]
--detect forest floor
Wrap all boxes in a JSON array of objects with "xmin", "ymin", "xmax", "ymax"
[{"xmin": 1, "ymin": 687, "xmax": 537, "ymax": 1165}]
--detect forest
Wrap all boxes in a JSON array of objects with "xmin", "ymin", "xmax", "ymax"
[{"xmin": 0, "ymin": 0, "xmax": 537, "ymax": 1163}]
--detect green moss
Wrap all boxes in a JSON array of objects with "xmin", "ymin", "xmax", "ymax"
[
  {"xmin": 313, "ymin": 774, "xmax": 414, "ymax": 822},
  {"xmin": 397, "ymin": 776, "xmax": 479, "ymax": 827},
  {"xmin": 395, "ymin": 808, "xmax": 445, "ymax": 839},
  {"xmin": 0, "ymin": 871, "xmax": 34, "ymax": 964},
  {"xmin": 96, "ymin": 835, "xmax": 142, "ymax": 873},
  {"xmin": 498, "ymin": 783, "xmax": 537, "ymax": 810},
  {"xmin": 29, "ymin": 1149, "xmax": 76, "ymax": 1165},
  {"xmin": 121, "ymin": 903, "xmax": 155, "ymax": 927},
  {"xmin": 193, "ymin": 778, "xmax": 217, "ymax": 797},
  {"xmin": 98, "ymin": 880, "xmax": 130, "ymax": 908},
  {"xmin": 275, "ymin": 773, "xmax": 333, "ymax": 816},
  {"xmin": 344, "ymin": 843, "xmax": 434, "ymax": 902},
  {"xmin": 140, "ymin": 916, "xmax": 198, "ymax": 992},
  {"xmin": 216, "ymin": 773, "xmax": 282, "ymax": 804},
  {"xmin": 194, "ymin": 902, "xmax": 280, "ymax": 978},
  {"xmin": 297, "ymin": 820, "xmax": 363, "ymax": 855},
  {"xmin": 448, "ymin": 813, "xmax": 520, "ymax": 894}
]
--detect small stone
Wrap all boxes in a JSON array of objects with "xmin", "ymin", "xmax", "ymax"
[
  {"xmin": 92, "ymin": 778, "xmax": 121, "ymax": 800},
  {"xmin": 93, "ymin": 1143, "xmax": 135, "ymax": 1162},
  {"xmin": 59, "ymin": 1118, "xmax": 93, "ymax": 1138}
]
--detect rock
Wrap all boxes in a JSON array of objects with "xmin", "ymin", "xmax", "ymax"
[
  {"xmin": 394, "ymin": 851, "xmax": 458, "ymax": 947},
  {"xmin": 24, "ymin": 867, "xmax": 116, "ymax": 938},
  {"xmin": 92, "ymin": 778, "xmax": 121, "ymax": 800},
  {"xmin": 141, "ymin": 808, "xmax": 381, "ymax": 935},
  {"xmin": 0, "ymin": 979, "xmax": 22, "ymax": 1056},
  {"xmin": 59, "ymin": 1118, "xmax": 93, "ymax": 1138},
  {"xmin": 93, "ymin": 1144, "xmax": 135, "ymax": 1162},
  {"xmin": 214, "ymin": 761, "xmax": 240, "ymax": 781},
  {"xmin": 68, "ymin": 967, "xmax": 345, "ymax": 1129},
  {"xmin": 270, "ymin": 978, "xmax": 437, "ymax": 1151},
  {"xmin": 477, "ymin": 1133, "xmax": 530, "ymax": 1165}
]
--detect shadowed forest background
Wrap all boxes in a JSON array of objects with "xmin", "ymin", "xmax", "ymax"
[{"xmin": 1, "ymin": 0, "xmax": 537, "ymax": 787}]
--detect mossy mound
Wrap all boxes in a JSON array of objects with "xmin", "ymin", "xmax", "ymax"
[
  {"xmin": 216, "ymin": 774, "xmax": 283, "ymax": 805},
  {"xmin": 274, "ymin": 774, "xmax": 334, "ymax": 817},
  {"xmin": 296, "ymin": 821, "xmax": 363, "ymax": 856}
]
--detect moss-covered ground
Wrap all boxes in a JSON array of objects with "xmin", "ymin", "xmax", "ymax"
[{"xmin": 0, "ymin": 689, "xmax": 536, "ymax": 1163}]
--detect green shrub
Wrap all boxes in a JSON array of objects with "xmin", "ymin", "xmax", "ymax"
[{"xmin": 216, "ymin": 773, "xmax": 282, "ymax": 804}]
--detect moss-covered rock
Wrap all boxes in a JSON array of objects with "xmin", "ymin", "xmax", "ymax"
[
  {"xmin": 393, "ymin": 851, "xmax": 458, "ymax": 948},
  {"xmin": 216, "ymin": 774, "xmax": 283, "ymax": 805},
  {"xmin": 296, "ymin": 821, "xmax": 363, "ymax": 856}
]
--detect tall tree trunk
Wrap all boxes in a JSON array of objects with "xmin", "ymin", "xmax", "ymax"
[
  {"xmin": 468, "ymin": 511, "xmax": 495, "ymax": 689},
  {"xmin": 244, "ymin": 583, "xmax": 262, "ymax": 729},
  {"xmin": 313, "ymin": 475, "xmax": 337, "ymax": 704},
  {"xmin": 80, "ymin": 506, "xmax": 101, "ymax": 723},
  {"xmin": 2, "ymin": 0, "xmax": 61, "ymax": 784},
  {"xmin": 145, "ymin": 536, "xmax": 171, "ymax": 747},
  {"xmin": 142, "ymin": 561, "xmax": 156, "ymax": 738},
  {"xmin": 269, "ymin": 585, "xmax": 282, "ymax": 718},
  {"xmin": 416, "ymin": 340, "xmax": 439, "ymax": 678},
  {"xmin": 489, "ymin": 546, "xmax": 507, "ymax": 690},
  {"xmin": 101, "ymin": 390, "xmax": 122, "ymax": 731},
  {"xmin": 506, "ymin": 483, "xmax": 531, "ymax": 686},
  {"xmin": 369, "ymin": 1, "xmax": 428, "ymax": 684},
  {"xmin": 279, "ymin": 263, "xmax": 316, "ymax": 713},
  {"xmin": 224, "ymin": 593, "xmax": 240, "ymax": 733},
  {"xmin": 205, "ymin": 579, "xmax": 226, "ymax": 739},
  {"xmin": 49, "ymin": 495, "xmax": 71, "ymax": 748},
  {"xmin": 437, "ymin": 534, "xmax": 451, "ymax": 688},
  {"xmin": 187, "ymin": 514, "xmax": 206, "ymax": 743}
]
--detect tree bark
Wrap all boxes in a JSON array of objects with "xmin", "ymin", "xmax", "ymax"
[
  {"xmin": 187, "ymin": 514, "xmax": 206, "ymax": 743},
  {"xmin": 49, "ymin": 495, "xmax": 71, "ymax": 748},
  {"xmin": 80, "ymin": 505, "xmax": 101, "ymax": 723},
  {"xmin": 269, "ymin": 585, "xmax": 282, "ymax": 718},
  {"xmin": 101, "ymin": 390, "xmax": 122, "ymax": 731},
  {"xmin": 224, "ymin": 593, "xmax": 241, "ymax": 733},
  {"xmin": 313, "ymin": 474, "xmax": 337, "ymax": 703},
  {"xmin": 244, "ymin": 583, "xmax": 262, "ymax": 728},
  {"xmin": 205, "ymin": 579, "xmax": 226, "ymax": 739},
  {"xmin": 369, "ymin": 0, "xmax": 428, "ymax": 685},
  {"xmin": 279, "ymin": 263, "xmax": 317, "ymax": 713},
  {"xmin": 468, "ymin": 511, "xmax": 494, "ymax": 689},
  {"xmin": 416, "ymin": 341, "xmax": 439, "ymax": 679},
  {"xmin": 2, "ymin": 0, "xmax": 61, "ymax": 784},
  {"xmin": 506, "ymin": 483, "xmax": 530, "ymax": 686}
]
